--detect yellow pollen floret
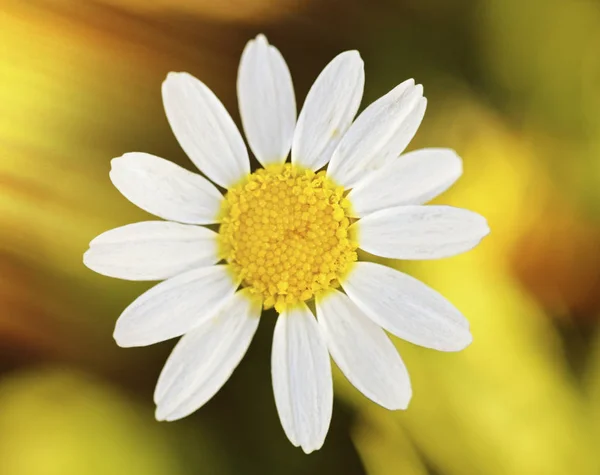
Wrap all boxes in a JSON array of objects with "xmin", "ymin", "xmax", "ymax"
[{"xmin": 218, "ymin": 163, "xmax": 358, "ymax": 313}]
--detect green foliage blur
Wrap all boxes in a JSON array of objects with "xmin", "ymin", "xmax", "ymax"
[{"xmin": 1, "ymin": 0, "xmax": 599, "ymax": 473}]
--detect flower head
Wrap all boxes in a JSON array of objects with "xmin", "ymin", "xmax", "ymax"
[{"xmin": 84, "ymin": 34, "xmax": 489, "ymax": 453}]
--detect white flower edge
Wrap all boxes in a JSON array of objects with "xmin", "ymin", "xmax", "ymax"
[
  {"xmin": 292, "ymin": 51, "xmax": 364, "ymax": 172},
  {"xmin": 352, "ymin": 205, "xmax": 490, "ymax": 260},
  {"xmin": 327, "ymin": 79, "xmax": 426, "ymax": 188},
  {"xmin": 114, "ymin": 265, "xmax": 238, "ymax": 348},
  {"xmin": 342, "ymin": 262, "xmax": 473, "ymax": 352},
  {"xmin": 237, "ymin": 34, "xmax": 296, "ymax": 167},
  {"xmin": 84, "ymin": 221, "xmax": 219, "ymax": 281},
  {"xmin": 162, "ymin": 72, "xmax": 250, "ymax": 188},
  {"xmin": 271, "ymin": 303, "xmax": 333, "ymax": 453},
  {"xmin": 347, "ymin": 148, "xmax": 463, "ymax": 217},
  {"xmin": 155, "ymin": 289, "xmax": 261, "ymax": 421},
  {"xmin": 110, "ymin": 153, "xmax": 223, "ymax": 224},
  {"xmin": 317, "ymin": 289, "xmax": 411, "ymax": 410}
]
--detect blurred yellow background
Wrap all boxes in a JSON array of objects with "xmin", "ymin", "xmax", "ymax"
[{"xmin": 1, "ymin": 0, "xmax": 600, "ymax": 474}]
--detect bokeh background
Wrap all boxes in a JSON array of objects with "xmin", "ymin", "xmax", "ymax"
[{"xmin": 2, "ymin": 0, "xmax": 600, "ymax": 473}]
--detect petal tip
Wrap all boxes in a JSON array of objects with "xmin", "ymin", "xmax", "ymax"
[
  {"xmin": 340, "ymin": 49, "xmax": 363, "ymax": 63},
  {"xmin": 451, "ymin": 330, "xmax": 473, "ymax": 352},
  {"xmin": 82, "ymin": 248, "xmax": 94, "ymax": 268},
  {"xmin": 300, "ymin": 440, "xmax": 324, "ymax": 454},
  {"xmin": 164, "ymin": 71, "xmax": 181, "ymax": 81},
  {"xmin": 110, "ymin": 152, "xmax": 140, "ymax": 172},
  {"xmin": 162, "ymin": 71, "xmax": 191, "ymax": 88},
  {"xmin": 472, "ymin": 212, "xmax": 491, "ymax": 241},
  {"xmin": 155, "ymin": 405, "xmax": 168, "ymax": 422},
  {"xmin": 255, "ymin": 33, "xmax": 268, "ymax": 44},
  {"xmin": 387, "ymin": 399, "xmax": 411, "ymax": 411},
  {"xmin": 162, "ymin": 72, "xmax": 176, "ymax": 85},
  {"xmin": 113, "ymin": 326, "xmax": 135, "ymax": 348},
  {"xmin": 386, "ymin": 384, "xmax": 412, "ymax": 411},
  {"xmin": 109, "ymin": 154, "xmax": 126, "ymax": 168},
  {"xmin": 482, "ymin": 218, "xmax": 492, "ymax": 236},
  {"xmin": 398, "ymin": 390, "xmax": 413, "ymax": 410},
  {"xmin": 154, "ymin": 402, "xmax": 184, "ymax": 422}
]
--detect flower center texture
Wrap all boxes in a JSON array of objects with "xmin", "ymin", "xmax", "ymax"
[{"xmin": 219, "ymin": 164, "xmax": 358, "ymax": 313}]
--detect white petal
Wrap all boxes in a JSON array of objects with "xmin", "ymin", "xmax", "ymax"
[
  {"xmin": 327, "ymin": 80, "xmax": 426, "ymax": 188},
  {"xmin": 154, "ymin": 289, "xmax": 261, "ymax": 421},
  {"xmin": 353, "ymin": 205, "xmax": 490, "ymax": 260},
  {"xmin": 110, "ymin": 153, "xmax": 222, "ymax": 224},
  {"xmin": 347, "ymin": 148, "xmax": 463, "ymax": 217},
  {"xmin": 237, "ymin": 34, "xmax": 296, "ymax": 167},
  {"xmin": 292, "ymin": 51, "xmax": 364, "ymax": 171},
  {"xmin": 271, "ymin": 303, "xmax": 333, "ymax": 453},
  {"xmin": 342, "ymin": 262, "xmax": 472, "ymax": 351},
  {"xmin": 83, "ymin": 221, "xmax": 219, "ymax": 281},
  {"xmin": 162, "ymin": 72, "xmax": 250, "ymax": 188},
  {"xmin": 114, "ymin": 265, "xmax": 237, "ymax": 348},
  {"xmin": 316, "ymin": 289, "xmax": 411, "ymax": 410}
]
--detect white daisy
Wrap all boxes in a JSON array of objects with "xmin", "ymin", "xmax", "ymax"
[{"xmin": 84, "ymin": 34, "xmax": 489, "ymax": 453}]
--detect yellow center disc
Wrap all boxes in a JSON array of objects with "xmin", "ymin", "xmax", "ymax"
[{"xmin": 218, "ymin": 163, "xmax": 358, "ymax": 312}]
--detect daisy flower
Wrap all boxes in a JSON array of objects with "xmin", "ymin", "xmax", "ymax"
[{"xmin": 84, "ymin": 34, "xmax": 489, "ymax": 453}]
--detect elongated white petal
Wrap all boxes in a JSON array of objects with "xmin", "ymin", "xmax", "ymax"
[
  {"xmin": 154, "ymin": 289, "xmax": 261, "ymax": 421},
  {"xmin": 342, "ymin": 262, "xmax": 472, "ymax": 351},
  {"xmin": 83, "ymin": 221, "xmax": 219, "ymax": 281},
  {"xmin": 162, "ymin": 72, "xmax": 250, "ymax": 188},
  {"xmin": 110, "ymin": 153, "xmax": 223, "ymax": 224},
  {"xmin": 347, "ymin": 148, "xmax": 463, "ymax": 217},
  {"xmin": 271, "ymin": 303, "xmax": 333, "ymax": 453},
  {"xmin": 114, "ymin": 265, "xmax": 237, "ymax": 347},
  {"xmin": 292, "ymin": 51, "xmax": 364, "ymax": 171},
  {"xmin": 237, "ymin": 34, "xmax": 296, "ymax": 166},
  {"xmin": 327, "ymin": 80, "xmax": 426, "ymax": 188},
  {"xmin": 354, "ymin": 205, "xmax": 490, "ymax": 260},
  {"xmin": 316, "ymin": 290, "xmax": 411, "ymax": 410}
]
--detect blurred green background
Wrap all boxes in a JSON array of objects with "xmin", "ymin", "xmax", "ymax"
[{"xmin": 2, "ymin": 0, "xmax": 600, "ymax": 473}]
